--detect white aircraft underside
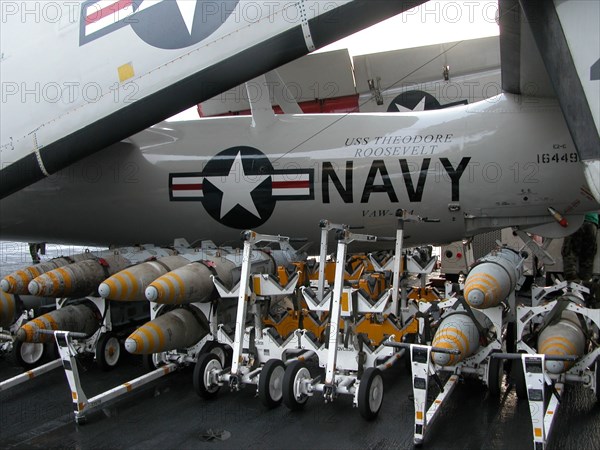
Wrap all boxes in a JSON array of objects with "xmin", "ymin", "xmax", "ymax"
[{"xmin": 1, "ymin": 94, "xmax": 597, "ymax": 249}]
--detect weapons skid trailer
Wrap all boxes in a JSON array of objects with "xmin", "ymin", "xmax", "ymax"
[
  {"xmin": 388, "ymin": 294, "xmax": 508, "ymax": 446},
  {"xmin": 193, "ymin": 231, "xmax": 314, "ymax": 408},
  {"xmin": 280, "ymin": 211, "xmax": 424, "ymax": 420},
  {"xmin": 497, "ymin": 282, "xmax": 600, "ymax": 450},
  {"xmin": 0, "ymin": 295, "xmax": 145, "ymax": 392}
]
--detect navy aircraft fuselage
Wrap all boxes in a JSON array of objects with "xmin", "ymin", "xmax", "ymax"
[{"xmin": 1, "ymin": 94, "xmax": 598, "ymax": 249}]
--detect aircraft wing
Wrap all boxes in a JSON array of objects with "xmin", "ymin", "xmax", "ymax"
[
  {"xmin": 0, "ymin": 0, "xmax": 424, "ymax": 199},
  {"xmin": 498, "ymin": 0, "xmax": 600, "ymax": 202}
]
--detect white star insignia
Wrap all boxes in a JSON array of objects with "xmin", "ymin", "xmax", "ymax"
[
  {"xmin": 395, "ymin": 96, "xmax": 426, "ymax": 112},
  {"xmin": 175, "ymin": 0, "xmax": 198, "ymax": 35},
  {"xmin": 205, "ymin": 152, "xmax": 270, "ymax": 219},
  {"xmin": 137, "ymin": 0, "xmax": 198, "ymax": 35}
]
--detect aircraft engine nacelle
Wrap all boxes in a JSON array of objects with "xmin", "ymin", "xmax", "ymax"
[
  {"xmin": 537, "ymin": 309, "xmax": 585, "ymax": 374},
  {"xmin": 464, "ymin": 248, "xmax": 524, "ymax": 309}
]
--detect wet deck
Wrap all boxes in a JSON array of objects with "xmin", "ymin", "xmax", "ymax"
[{"xmin": 1, "ymin": 348, "xmax": 599, "ymax": 449}]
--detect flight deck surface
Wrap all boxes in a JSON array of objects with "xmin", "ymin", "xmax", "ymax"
[{"xmin": 1, "ymin": 347, "xmax": 599, "ymax": 449}]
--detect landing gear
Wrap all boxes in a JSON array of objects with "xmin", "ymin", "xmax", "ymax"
[
  {"xmin": 194, "ymin": 353, "xmax": 222, "ymax": 400},
  {"xmin": 13, "ymin": 340, "xmax": 45, "ymax": 369},
  {"xmin": 282, "ymin": 361, "xmax": 310, "ymax": 410},
  {"xmin": 258, "ymin": 359, "xmax": 285, "ymax": 408},
  {"xmin": 357, "ymin": 367, "xmax": 384, "ymax": 420},
  {"xmin": 96, "ymin": 333, "xmax": 121, "ymax": 371}
]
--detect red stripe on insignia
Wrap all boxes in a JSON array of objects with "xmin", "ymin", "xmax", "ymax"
[
  {"xmin": 86, "ymin": 0, "xmax": 132, "ymax": 25},
  {"xmin": 172, "ymin": 184, "xmax": 203, "ymax": 191},
  {"xmin": 272, "ymin": 181, "xmax": 310, "ymax": 189}
]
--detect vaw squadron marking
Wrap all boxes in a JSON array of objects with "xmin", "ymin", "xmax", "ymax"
[
  {"xmin": 80, "ymin": 0, "xmax": 240, "ymax": 48},
  {"xmin": 169, "ymin": 147, "xmax": 314, "ymax": 228}
]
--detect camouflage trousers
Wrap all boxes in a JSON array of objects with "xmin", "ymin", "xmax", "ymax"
[{"xmin": 561, "ymin": 222, "xmax": 598, "ymax": 281}]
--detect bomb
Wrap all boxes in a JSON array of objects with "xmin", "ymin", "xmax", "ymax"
[
  {"xmin": 145, "ymin": 258, "xmax": 238, "ymax": 304},
  {"xmin": 537, "ymin": 310, "xmax": 585, "ymax": 374},
  {"xmin": 464, "ymin": 248, "xmax": 523, "ymax": 309},
  {"xmin": 0, "ymin": 291, "xmax": 17, "ymax": 328},
  {"xmin": 28, "ymin": 247, "xmax": 176, "ymax": 297},
  {"xmin": 16, "ymin": 301, "xmax": 101, "ymax": 343},
  {"xmin": 431, "ymin": 313, "xmax": 481, "ymax": 366},
  {"xmin": 99, "ymin": 255, "xmax": 193, "ymax": 301},
  {"xmin": 124, "ymin": 308, "xmax": 208, "ymax": 354},
  {"xmin": 0, "ymin": 255, "xmax": 92, "ymax": 294}
]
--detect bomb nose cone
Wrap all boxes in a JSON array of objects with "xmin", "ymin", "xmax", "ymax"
[
  {"xmin": 16, "ymin": 328, "xmax": 28, "ymax": 342},
  {"xmin": 28, "ymin": 280, "xmax": 41, "ymax": 296},
  {"xmin": 431, "ymin": 351, "xmax": 452, "ymax": 366},
  {"xmin": 0, "ymin": 278, "xmax": 11, "ymax": 292},
  {"xmin": 98, "ymin": 282, "xmax": 111, "ymax": 298},
  {"xmin": 145, "ymin": 286, "xmax": 159, "ymax": 302},
  {"xmin": 124, "ymin": 337, "xmax": 139, "ymax": 353},
  {"xmin": 545, "ymin": 360, "xmax": 567, "ymax": 374},
  {"xmin": 466, "ymin": 288, "xmax": 485, "ymax": 307}
]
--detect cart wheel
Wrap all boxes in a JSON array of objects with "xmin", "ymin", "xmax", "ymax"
[
  {"xmin": 596, "ymin": 360, "xmax": 600, "ymax": 403},
  {"xmin": 194, "ymin": 353, "xmax": 222, "ymax": 399},
  {"xmin": 142, "ymin": 353, "xmax": 158, "ymax": 371},
  {"xmin": 258, "ymin": 359, "xmax": 286, "ymax": 408},
  {"xmin": 13, "ymin": 340, "xmax": 45, "ymax": 369},
  {"xmin": 487, "ymin": 355, "xmax": 504, "ymax": 397},
  {"xmin": 358, "ymin": 367, "xmax": 384, "ymax": 420},
  {"xmin": 511, "ymin": 357, "xmax": 527, "ymax": 399},
  {"xmin": 96, "ymin": 333, "xmax": 121, "ymax": 371},
  {"xmin": 282, "ymin": 360, "xmax": 310, "ymax": 410},
  {"xmin": 201, "ymin": 341, "xmax": 231, "ymax": 368},
  {"xmin": 505, "ymin": 322, "xmax": 516, "ymax": 356}
]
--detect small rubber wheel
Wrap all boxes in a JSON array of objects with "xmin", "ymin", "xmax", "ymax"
[
  {"xmin": 595, "ymin": 361, "xmax": 600, "ymax": 404},
  {"xmin": 194, "ymin": 353, "xmax": 222, "ymax": 400},
  {"xmin": 505, "ymin": 322, "xmax": 516, "ymax": 355},
  {"xmin": 96, "ymin": 333, "xmax": 121, "ymax": 371},
  {"xmin": 142, "ymin": 353, "xmax": 158, "ymax": 371},
  {"xmin": 258, "ymin": 359, "xmax": 286, "ymax": 408},
  {"xmin": 13, "ymin": 340, "xmax": 45, "ymax": 369},
  {"xmin": 201, "ymin": 341, "xmax": 231, "ymax": 368},
  {"xmin": 358, "ymin": 367, "xmax": 384, "ymax": 420},
  {"xmin": 511, "ymin": 357, "xmax": 528, "ymax": 399},
  {"xmin": 487, "ymin": 355, "xmax": 504, "ymax": 397},
  {"xmin": 282, "ymin": 360, "xmax": 310, "ymax": 410}
]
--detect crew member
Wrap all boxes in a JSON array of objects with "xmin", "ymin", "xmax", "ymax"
[
  {"xmin": 561, "ymin": 212, "xmax": 599, "ymax": 282},
  {"xmin": 28, "ymin": 243, "xmax": 46, "ymax": 264}
]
